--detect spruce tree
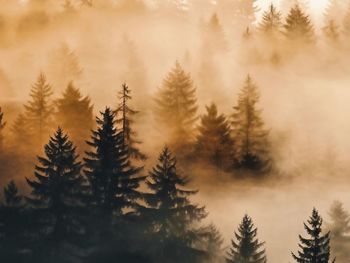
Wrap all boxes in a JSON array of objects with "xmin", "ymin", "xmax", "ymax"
[
  {"xmin": 23, "ymin": 72, "xmax": 54, "ymax": 145},
  {"xmin": 259, "ymin": 4, "xmax": 282, "ymax": 37},
  {"xmin": 231, "ymin": 75, "xmax": 271, "ymax": 172},
  {"xmin": 0, "ymin": 107, "xmax": 6, "ymax": 150},
  {"xmin": 55, "ymin": 82, "xmax": 94, "ymax": 152},
  {"xmin": 144, "ymin": 147, "xmax": 206, "ymax": 260},
  {"xmin": 327, "ymin": 201, "xmax": 350, "ymax": 262},
  {"xmin": 3, "ymin": 181, "xmax": 22, "ymax": 207},
  {"xmin": 26, "ymin": 127, "xmax": 87, "ymax": 250},
  {"xmin": 292, "ymin": 208, "xmax": 334, "ymax": 263},
  {"xmin": 324, "ymin": 0, "xmax": 347, "ymax": 26},
  {"xmin": 116, "ymin": 83, "xmax": 146, "ymax": 161},
  {"xmin": 84, "ymin": 108, "xmax": 144, "ymax": 217},
  {"xmin": 226, "ymin": 214, "xmax": 266, "ymax": 263},
  {"xmin": 155, "ymin": 61, "xmax": 198, "ymax": 154},
  {"xmin": 194, "ymin": 103, "xmax": 233, "ymax": 170},
  {"xmin": 11, "ymin": 113, "xmax": 33, "ymax": 152},
  {"xmin": 284, "ymin": 4, "xmax": 315, "ymax": 44},
  {"xmin": 205, "ymin": 13, "xmax": 228, "ymax": 52}
]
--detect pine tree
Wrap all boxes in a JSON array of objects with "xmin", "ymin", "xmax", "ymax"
[
  {"xmin": 26, "ymin": 128, "xmax": 87, "ymax": 248},
  {"xmin": 292, "ymin": 208, "xmax": 334, "ymax": 263},
  {"xmin": 194, "ymin": 103, "xmax": 233, "ymax": 170},
  {"xmin": 323, "ymin": 19, "xmax": 340, "ymax": 43},
  {"xmin": 84, "ymin": 108, "xmax": 144, "ymax": 216},
  {"xmin": 226, "ymin": 214, "xmax": 266, "ymax": 263},
  {"xmin": 144, "ymin": 147, "xmax": 206, "ymax": 259},
  {"xmin": 0, "ymin": 107, "xmax": 6, "ymax": 150},
  {"xmin": 23, "ymin": 72, "xmax": 54, "ymax": 145},
  {"xmin": 231, "ymin": 75, "xmax": 271, "ymax": 172},
  {"xmin": 55, "ymin": 82, "xmax": 94, "ymax": 152},
  {"xmin": 259, "ymin": 4, "xmax": 282, "ymax": 37},
  {"xmin": 284, "ymin": 4, "xmax": 315, "ymax": 44},
  {"xmin": 116, "ymin": 83, "xmax": 146, "ymax": 161},
  {"xmin": 155, "ymin": 61, "xmax": 198, "ymax": 154},
  {"xmin": 11, "ymin": 113, "xmax": 33, "ymax": 152},
  {"xmin": 327, "ymin": 201, "xmax": 350, "ymax": 262},
  {"xmin": 205, "ymin": 13, "xmax": 228, "ymax": 52}
]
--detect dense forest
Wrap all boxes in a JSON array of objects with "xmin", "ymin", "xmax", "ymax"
[{"xmin": 1, "ymin": 0, "xmax": 350, "ymax": 262}]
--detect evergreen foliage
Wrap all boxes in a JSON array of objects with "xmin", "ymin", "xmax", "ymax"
[
  {"xmin": 226, "ymin": 214, "xmax": 266, "ymax": 263},
  {"xmin": 259, "ymin": 4, "xmax": 282, "ymax": 36}
]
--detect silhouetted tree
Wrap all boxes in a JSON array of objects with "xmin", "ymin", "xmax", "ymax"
[
  {"xmin": 3, "ymin": 181, "xmax": 22, "ymax": 207},
  {"xmin": 0, "ymin": 107, "xmax": 6, "ymax": 150},
  {"xmin": 327, "ymin": 201, "xmax": 350, "ymax": 262},
  {"xmin": 22, "ymin": 72, "xmax": 54, "ymax": 145},
  {"xmin": 259, "ymin": 4, "xmax": 282, "ymax": 37},
  {"xmin": 226, "ymin": 214, "xmax": 266, "ymax": 263},
  {"xmin": 205, "ymin": 13, "xmax": 228, "ymax": 52},
  {"xmin": 325, "ymin": 0, "xmax": 347, "ymax": 26},
  {"xmin": 292, "ymin": 208, "xmax": 334, "ymax": 263},
  {"xmin": 55, "ymin": 82, "xmax": 94, "ymax": 152},
  {"xmin": 231, "ymin": 75, "xmax": 271, "ymax": 172},
  {"xmin": 11, "ymin": 113, "xmax": 33, "ymax": 152},
  {"xmin": 284, "ymin": 4, "xmax": 315, "ymax": 44},
  {"xmin": 144, "ymin": 147, "xmax": 206, "ymax": 261},
  {"xmin": 26, "ymin": 128, "xmax": 87, "ymax": 262},
  {"xmin": 116, "ymin": 83, "xmax": 146, "ymax": 161},
  {"xmin": 196, "ymin": 224, "xmax": 224, "ymax": 262},
  {"xmin": 155, "ymin": 61, "xmax": 198, "ymax": 155},
  {"xmin": 194, "ymin": 103, "xmax": 233, "ymax": 170},
  {"xmin": 84, "ymin": 107, "xmax": 144, "ymax": 218}
]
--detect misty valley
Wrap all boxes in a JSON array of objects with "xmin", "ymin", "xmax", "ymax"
[{"xmin": 0, "ymin": 0, "xmax": 350, "ymax": 262}]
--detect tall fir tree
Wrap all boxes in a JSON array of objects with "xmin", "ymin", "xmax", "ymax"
[
  {"xmin": 55, "ymin": 82, "xmax": 94, "ymax": 153},
  {"xmin": 194, "ymin": 103, "xmax": 233, "ymax": 170},
  {"xmin": 22, "ymin": 72, "xmax": 54, "ymax": 145},
  {"xmin": 84, "ymin": 108, "xmax": 144, "ymax": 217},
  {"xmin": 259, "ymin": 4, "xmax": 282, "ymax": 37},
  {"xmin": 116, "ymin": 83, "xmax": 146, "ymax": 161},
  {"xmin": 226, "ymin": 214, "xmax": 266, "ymax": 263},
  {"xmin": 284, "ymin": 4, "xmax": 315, "ymax": 44},
  {"xmin": 205, "ymin": 13, "xmax": 228, "ymax": 52},
  {"xmin": 324, "ymin": 0, "xmax": 347, "ymax": 26},
  {"xmin": 292, "ymin": 208, "xmax": 334, "ymax": 263},
  {"xmin": 26, "ymin": 127, "xmax": 87, "ymax": 261},
  {"xmin": 327, "ymin": 201, "xmax": 350, "ymax": 262},
  {"xmin": 155, "ymin": 61, "xmax": 198, "ymax": 155},
  {"xmin": 0, "ymin": 107, "xmax": 6, "ymax": 150},
  {"xmin": 231, "ymin": 75, "xmax": 271, "ymax": 172},
  {"xmin": 144, "ymin": 147, "xmax": 206, "ymax": 260},
  {"xmin": 11, "ymin": 113, "xmax": 33, "ymax": 152}
]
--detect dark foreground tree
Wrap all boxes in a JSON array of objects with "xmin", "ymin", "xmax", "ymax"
[
  {"xmin": 231, "ymin": 75, "xmax": 271, "ymax": 173},
  {"xmin": 55, "ymin": 82, "xmax": 94, "ymax": 152},
  {"xmin": 84, "ymin": 108, "xmax": 144, "ymax": 226},
  {"xmin": 154, "ymin": 61, "xmax": 198, "ymax": 155},
  {"xmin": 292, "ymin": 208, "xmax": 334, "ymax": 263},
  {"xmin": 226, "ymin": 214, "xmax": 266, "ymax": 263},
  {"xmin": 26, "ymin": 127, "xmax": 87, "ymax": 262},
  {"xmin": 116, "ymin": 83, "xmax": 146, "ymax": 161},
  {"xmin": 144, "ymin": 147, "xmax": 207, "ymax": 262},
  {"xmin": 194, "ymin": 103, "xmax": 233, "ymax": 170},
  {"xmin": 327, "ymin": 201, "xmax": 350, "ymax": 262}
]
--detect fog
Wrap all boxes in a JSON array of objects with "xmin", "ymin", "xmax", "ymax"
[{"xmin": 1, "ymin": 0, "xmax": 350, "ymax": 262}]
